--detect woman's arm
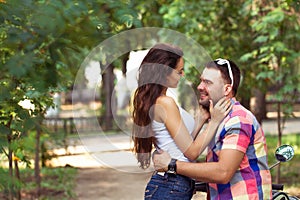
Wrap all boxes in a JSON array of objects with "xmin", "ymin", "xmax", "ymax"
[
  {"xmin": 190, "ymin": 98, "xmax": 232, "ymax": 158},
  {"xmin": 191, "ymin": 106, "xmax": 209, "ymax": 139},
  {"xmin": 155, "ymin": 96, "xmax": 231, "ymax": 161}
]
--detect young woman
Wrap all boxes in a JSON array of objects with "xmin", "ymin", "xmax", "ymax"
[{"xmin": 131, "ymin": 43, "xmax": 231, "ymax": 200}]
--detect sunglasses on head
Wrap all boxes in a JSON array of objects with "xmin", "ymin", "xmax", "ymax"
[{"xmin": 215, "ymin": 58, "xmax": 234, "ymax": 87}]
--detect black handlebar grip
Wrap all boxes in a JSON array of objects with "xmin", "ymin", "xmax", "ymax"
[
  {"xmin": 194, "ymin": 182, "xmax": 208, "ymax": 192},
  {"xmin": 272, "ymin": 183, "xmax": 284, "ymax": 191}
]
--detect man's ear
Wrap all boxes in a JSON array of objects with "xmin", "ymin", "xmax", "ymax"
[{"xmin": 224, "ymin": 84, "xmax": 232, "ymax": 96}]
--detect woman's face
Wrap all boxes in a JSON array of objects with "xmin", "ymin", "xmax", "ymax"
[{"xmin": 166, "ymin": 57, "xmax": 184, "ymax": 88}]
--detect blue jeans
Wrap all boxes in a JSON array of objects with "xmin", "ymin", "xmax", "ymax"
[{"xmin": 144, "ymin": 172, "xmax": 195, "ymax": 200}]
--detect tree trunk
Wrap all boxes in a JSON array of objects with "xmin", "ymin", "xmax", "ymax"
[
  {"xmin": 276, "ymin": 102, "xmax": 282, "ymax": 184},
  {"xmin": 35, "ymin": 125, "xmax": 41, "ymax": 198},
  {"xmin": 14, "ymin": 160, "xmax": 21, "ymax": 200},
  {"xmin": 7, "ymin": 117, "xmax": 13, "ymax": 200},
  {"xmin": 100, "ymin": 63, "xmax": 116, "ymax": 130},
  {"xmin": 240, "ymin": 97, "xmax": 250, "ymax": 110},
  {"xmin": 41, "ymin": 142, "xmax": 47, "ymax": 167},
  {"xmin": 7, "ymin": 134, "xmax": 13, "ymax": 200},
  {"xmin": 122, "ymin": 52, "xmax": 130, "ymax": 75},
  {"xmin": 251, "ymin": 89, "xmax": 266, "ymax": 124}
]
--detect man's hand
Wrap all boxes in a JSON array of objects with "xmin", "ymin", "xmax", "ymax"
[{"xmin": 152, "ymin": 150, "xmax": 171, "ymax": 172}]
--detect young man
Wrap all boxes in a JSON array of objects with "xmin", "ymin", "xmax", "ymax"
[{"xmin": 152, "ymin": 58, "xmax": 272, "ymax": 199}]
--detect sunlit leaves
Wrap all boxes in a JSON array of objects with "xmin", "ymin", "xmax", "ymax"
[
  {"xmin": 241, "ymin": 1, "xmax": 299, "ymax": 94},
  {"xmin": 254, "ymin": 35, "xmax": 269, "ymax": 43}
]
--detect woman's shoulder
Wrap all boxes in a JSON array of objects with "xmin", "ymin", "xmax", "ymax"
[
  {"xmin": 154, "ymin": 96, "xmax": 178, "ymax": 123},
  {"xmin": 156, "ymin": 95, "xmax": 177, "ymax": 106}
]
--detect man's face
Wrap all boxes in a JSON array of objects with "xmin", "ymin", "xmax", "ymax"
[{"xmin": 197, "ymin": 67, "xmax": 226, "ymax": 108}]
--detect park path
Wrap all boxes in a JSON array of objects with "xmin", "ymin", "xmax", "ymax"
[
  {"xmin": 50, "ymin": 118, "xmax": 299, "ymax": 200},
  {"xmin": 74, "ymin": 167, "xmax": 152, "ymax": 200}
]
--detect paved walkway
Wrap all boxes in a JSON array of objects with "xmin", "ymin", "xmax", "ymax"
[
  {"xmin": 262, "ymin": 118, "xmax": 300, "ymax": 135},
  {"xmin": 51, "ymin": 118, "xmax": 300, "ymax": 168}
]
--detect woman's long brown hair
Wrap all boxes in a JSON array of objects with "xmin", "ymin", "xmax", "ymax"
[{"xmin": 131, "ymin": 43, "xmax": 183, "ymax": 169}]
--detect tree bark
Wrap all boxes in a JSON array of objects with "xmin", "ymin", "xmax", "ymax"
[
  {"xmin": 100, "ymin": 63, "xmax": 116, "ymax": 130},
  {"xmin": 35, "ymin": 124, "xmax": 41, "ymax": 198},
  {"xmin": 251, "ymin": 89, "xmax": 267, "ymax": 124},
  {"xmin": 14, "ymin": 160, "xmax": 21, "ymax": 200},
  {"xmin": 240, "ymin": 97, "xmax": 250, "ymax": 110},
  {"xmin": 7, "ymin": 116, "xmax": 13, "ymax": 200},
  {"xmin": 276, "ymin": 102, "xmax": 282, "ymax": 184},
  {"xmin": 7, "ymin": 134, "xmax": 13, "ymax": 200}
]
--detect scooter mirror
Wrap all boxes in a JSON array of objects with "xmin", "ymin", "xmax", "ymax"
[{"xmin": 275, "ymin": 144, "xmax": 294, "ymax": 162}]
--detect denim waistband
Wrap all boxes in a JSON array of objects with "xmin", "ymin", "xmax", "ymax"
[{"xmin": 153, "ymin": 171, "xmax": 195, "ymax": 187}]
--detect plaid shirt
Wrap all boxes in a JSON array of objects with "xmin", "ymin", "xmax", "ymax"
[{"xmin": 206, "ymin": 99, "xmax": 272, "ymax": 200}]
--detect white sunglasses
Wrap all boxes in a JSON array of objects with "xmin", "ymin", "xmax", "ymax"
[{"xmin": 215, "ymin": 58, "xmax": 234, "ymax": 87}]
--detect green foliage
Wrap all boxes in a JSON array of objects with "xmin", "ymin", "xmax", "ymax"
[
  {"xmin": 266, "ymin": 134, "xmax": 300, "ymax": 187},
  {"xmin": 0, "ymin": 167, "xmax": 23, "ymax": 198},
  {"xmin": 0, "ymin": 0, "xmax": 142, "ymax": 198},
  {"xmin": 242, "ymin": 1, "xmax": 300, "ymax": 94},
  {"xmin": 0, "ymin": 167, "xmax": 77, "ymax": 199}
]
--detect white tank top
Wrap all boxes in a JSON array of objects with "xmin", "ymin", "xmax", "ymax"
[{"xmin": 152, "ymin": 106, "xmax": 195, "ymax": 162}]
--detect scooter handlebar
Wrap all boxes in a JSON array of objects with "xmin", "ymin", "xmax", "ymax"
[{"xmin": 272, "ymin": 183, "xmax": 284, "ymax": 191}]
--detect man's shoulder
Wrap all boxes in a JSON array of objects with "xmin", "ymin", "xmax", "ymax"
[
  {"xmin": 231, "ymin": 103, "xmax": 257, "ymax": 120},
  {"xmin": 225, "ymin": 104, "xmax": 258, "ymax": 125},
  {"xmin": 224, "ymin": 104, "xmax": 262, "ymax": 134}
]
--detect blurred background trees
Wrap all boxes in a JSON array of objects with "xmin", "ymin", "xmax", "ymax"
[{"xmin": 0, "ymin": 0, "xmax": 299, "ymax": 199}]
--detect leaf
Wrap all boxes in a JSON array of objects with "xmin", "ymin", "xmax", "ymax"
[
  {"xmin": 0, "ymin": 85, "xmax": 12, "ymax": 102},
  {"xmin": 252, "ymin": 20, "xmax": 265, "ymax": 32},
  {"xmin": 0, "ymin": 124, "xmax": 11, "ymax": 135},
  {"xmin": 260, "ymin": 46, "xmax": 271, "ymax": 54},
  {"xmin": 273, "ymin": 41, "xmax": 287, "ymax": 53},
  {"xmin": 256, "ymin": 71, "xmax": 274, "ymax": 80},
  {"xmin": 263, "ymin": 8, "xmax": 285, "ymax": 24},
  {"xmin": 18, "ymin": 109, "xmax": 31, "ymax": 120},
  {"xmin": 10, "ymin": 120, "xmax": 23, "ymax": 132},
  {"xmin": 23, "ymin": 118, "xmax": 36, "ymax": 130},
  {"xmin": 240, "ymin": 53, "xmax": 254, "ymax": 62},
  {"xmin": 4, "ymin": 52, "xmax": 36, "ymax": 78},
  {"xmin": 254, "ymin": 35, "xmax": 268, "ymax": 43},
  {"xmin": 30, "ymin": 4, "xmax": 62, "ymax": 35}
]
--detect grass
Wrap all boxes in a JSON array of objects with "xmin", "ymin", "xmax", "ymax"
[
  {"xmin": 265, "ymin": 134, "xmax": 300, "ymax": 197},
  {"xmin": 0, "ymin": 166, "xmax": 77, "ymax": 200}
]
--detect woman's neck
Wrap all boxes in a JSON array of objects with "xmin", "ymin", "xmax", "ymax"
[{"xmin": 161, "ymin": 88, "xmax": 167, "ymax": 95}]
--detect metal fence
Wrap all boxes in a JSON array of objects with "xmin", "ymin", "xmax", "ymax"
[{"xmin": 43, "ymin": 115, "xmax": 128, "ymax": 135}]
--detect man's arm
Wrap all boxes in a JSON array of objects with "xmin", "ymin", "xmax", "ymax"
[{"xmin": 153, "ymin": 149, "xmax": 244, "ymax": 184}]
